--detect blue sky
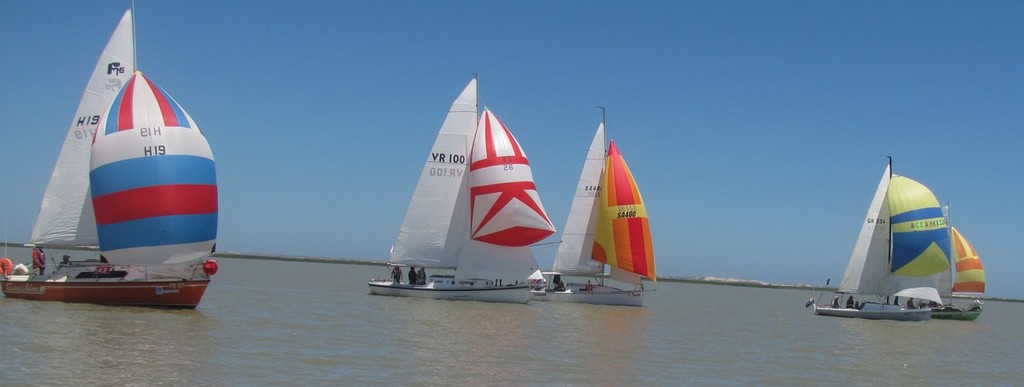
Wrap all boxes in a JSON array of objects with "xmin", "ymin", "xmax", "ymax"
[{"xmin": 2, "ymin": 1, "xmax": 1022, "ymax": 298}]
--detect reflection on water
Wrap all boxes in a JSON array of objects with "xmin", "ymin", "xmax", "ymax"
[
  {"xmin": 541, "ymin": 302, "xmax": 654, "ymax": 384},
  {"xmin": 369, "ymin": 293, "xmax": 655, "ymax": 385},
  {"xmin": 390, "ymin": 300, "xmax": 537, "ymax": 384},
  {"xmin": 1, "ymin": 300, "xmax": 215, "ymax": 384}
]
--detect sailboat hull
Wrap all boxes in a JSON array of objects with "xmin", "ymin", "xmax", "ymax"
[
  {"xmin": 0, "ymin": 261, "xmax": 212, "ymax": 308},
  {"xmin": 813, "ymin": 303, "xmax": 931, "ymax": 321},
  {"xmin": 931, "ymin": 305, "xmax": 982, "ymax": 321},
  {"xmin": 1, "ymin": 277, "xmax": 209, "ymax": 308},
  {"xmin": 530, "ymin": 283, "xmax": 644, "ymax": 306},
  {"xmin": 368, "ymin": 276, "xmax": 530, "ymax": 304}
]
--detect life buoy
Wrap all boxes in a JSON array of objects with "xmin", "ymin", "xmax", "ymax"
[{"xmin": 0, "ymin": 257, "xmax": 12, "ymax": 276}]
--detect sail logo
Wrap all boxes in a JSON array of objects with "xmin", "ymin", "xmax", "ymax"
[
  {"xmin": 104, "ymin": 78, "xmax": 123, "ymax": 92},
  {"xmin": 107, "ymin": 62, "xmax": 125, "ymax": 75},
  {"xmin": 104, "ymin": 62, "xmax": 125, "ymax": 92}
]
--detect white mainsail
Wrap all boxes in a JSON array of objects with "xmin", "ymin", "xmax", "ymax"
[
  {"xmin": 31, "ymin": 10, "xmax": 135, "ymax": 246},
  {"xmin": 389, "ymin": 79, "xmax": 478, "ymax": 269},
  {"xmin": 551, "ymin": 122, "xmax": 605, "ymax": 275}
]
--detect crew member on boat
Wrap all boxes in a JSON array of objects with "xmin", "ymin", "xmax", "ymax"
[
  {"xmin": 409, "ymin": 267, "xmax": 418, "ymax": 285},
  {"xmin": 391, "ymin": 265, "xmax": 402, "ymax": 284},
  {"xmin": 32, "ymin": 246, "xmax": 46, "ymax": 276}
]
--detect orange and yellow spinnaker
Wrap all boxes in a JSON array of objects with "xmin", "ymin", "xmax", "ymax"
[
  {"xmin": 592, "ymin": 140, "xmax": 655, "ymax": 280},
  {"xmin": 950, "ymin": 227, "xmax": 986, "ymax": 293}
]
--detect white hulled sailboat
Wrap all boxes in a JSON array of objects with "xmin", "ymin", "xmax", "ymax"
[
  {"xmin": 531, "ymin": 117, "xmax": 655, "ymax": 306},
  {"xmin": 368, "ymin": 78, "xmax": 554, "ymax": 303},
  {"xmin": 813, "ymin": 158, "xmax": 950, "ymax": 321}
]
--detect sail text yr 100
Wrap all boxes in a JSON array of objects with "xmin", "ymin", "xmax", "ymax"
[
  {"xmin": 429, "ymin": 152, "xmax": 466, "ymax": 178},
  {"xmin": 430, "ymin": 152, "xmax": 466, "ymax": 164},
  {"xmin": 429, "ymin": 167, "xmax": 463, "ymax": 178}
]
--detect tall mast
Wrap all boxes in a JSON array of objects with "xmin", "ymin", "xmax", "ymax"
[
  {"xmin": 131, "ymin": 0, "xmax": 138, "ymax": 70},
  {"xmin": 472, "ymin": 73, "xmax": 480, "ymax": 118},
  {"xmin": 596, "ymin": 106, "xmax": 608, "ymax": 278},
  {"xmin": 944, "ymin": 201, "xmax": 954, "ymax": 303},
  {"xmin": 886, "ymin": 156, "xmax": 893, "ymax": 267}
]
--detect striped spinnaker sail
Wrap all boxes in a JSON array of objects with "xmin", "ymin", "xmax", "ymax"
[
  {"xmin": 90, "ymin": 72, "xmax": 217, "ymax": 265},
  {"xmin": 888, "ymin": 176, "xmax": 951, "ymax": 276},
  {"xmin": 468, "ymin": 108, "xmax": 555, "ymax": 247},
  {"xmin": 950, "ymin": 227, "xmax": 986, "ymax": 293},
  {"xmin": 592, "ymin": 140, "xmax": 655, "ymax": 281}
]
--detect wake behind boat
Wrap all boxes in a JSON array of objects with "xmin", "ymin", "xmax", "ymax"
[
  {"xmin": 812, "ymin": 158, "xmax": 950, "ymax": 321},
  {"xmin": 368, "ymin": 78, "xmax": 553, "ymax": 303},
  {"xmin": 532, "ymin": 116, "xmax": 655, "ymax": 306},
  {"xmin": 1, "ymin": 10, "xmax": 219, "ymax": 308}
]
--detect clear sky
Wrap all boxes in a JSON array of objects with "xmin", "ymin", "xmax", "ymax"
[{"xmin": 2, "ymin": 1, "xmax": 1021, "ymax": 298}]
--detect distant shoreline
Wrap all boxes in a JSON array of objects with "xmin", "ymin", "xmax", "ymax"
[{"xmin": 3, "ymin": 244, "xmax": 1017, "ymax": 303}]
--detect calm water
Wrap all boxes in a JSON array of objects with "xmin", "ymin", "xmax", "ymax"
[{"xmin": 1, "ymin": 253, "xmax": 1022, "ymax": 385}]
